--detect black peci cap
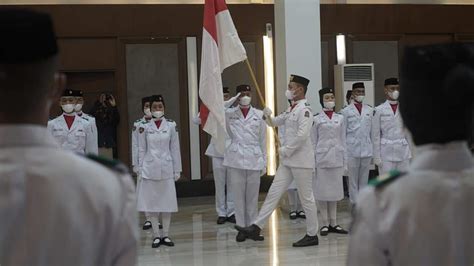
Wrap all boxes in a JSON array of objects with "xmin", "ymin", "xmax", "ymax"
[
  {"xmin": 0, "ymin": 9, "xmax": 58, "ymax": 64},
  {"xmin": 352, "ymin": 82, "xmax": 365, "ymax": 89},
  {"xmin": 289, "ymin": 74, "xmax": 310, "ymax": 87},
  {"xmin": 62, "ymin": 89, "xmax": 81, "ymax": 97},
  {"xmin": 400, "ymin": 43, "xmax": 474, "ymax": 145},
  {"xmin": 384, "ymin": 78, "xmax": 399, "ymax": 86},
  {"xmin": 236, "ymin": 84, "xmax": 251, "ymax": 93}
]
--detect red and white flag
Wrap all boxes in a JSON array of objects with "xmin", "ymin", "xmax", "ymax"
[{"xmin": 199, "ymin": 0, "xmax": 247, "ymax": 153}]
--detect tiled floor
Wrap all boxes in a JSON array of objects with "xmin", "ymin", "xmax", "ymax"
[{"xmin": 137, "ymin": 195, "xmax": 351, "ymax": 266}]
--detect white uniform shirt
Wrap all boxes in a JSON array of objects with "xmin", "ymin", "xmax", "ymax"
[
  {"xmin": 47, "ymin": 114, "xmax": 97, "ymax": 155},
  {"xmin": 372, "ymin": 100, "xmax": 412, "ymax": 162},
  {"xmin": 131, "ymin": 117, "xmax": 148, "ymax": 171},
  {"xmin": 312, "ymin": 112, "xmax": 346, "ymax": 169},
  {"xmin": 223, "ymin": 106, "xmax": 267, "ymax": 171},
  {"xmin": 341, "ymin": 103, "xmax": 374, "ymax": 158},
  {"xmin": 78, "ymin": 112, "xmax": 98, "ymax": 151},
  {"xmin": 138, "ymin": 118, "xmax": 182, "ymax": 180},
  {"xmin": 348, "ymin": 141, "xmax": 474, "ymax": 266},
  {"xmin": 0, "ymin": 125, "xmax": 138, "ymax": 266},
  {"xmin": 269, "ymin": 99, "xmax": 315, "ymax": 169}
]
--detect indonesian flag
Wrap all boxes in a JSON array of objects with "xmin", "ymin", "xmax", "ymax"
[{"xmin": 199, "ymin": 0, "xmax": 247, "ymax": 154}]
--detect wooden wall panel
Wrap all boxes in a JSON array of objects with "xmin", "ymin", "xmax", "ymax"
[{"xmin": 58, "ymin": 38, "xmax": 117, "ymax": 70}]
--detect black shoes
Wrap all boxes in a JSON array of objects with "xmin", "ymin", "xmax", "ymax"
[
  {"xmin": 320, "ymin": 226, "xmax": 329, "ymax": 236},
  {"xmin": 320, "ymin": 225, "xmax": 348, "ymax": 236},
  {"xmin": 289, "ymin": 211, "xmax": 298, "ymax": 220},
  {"xmin": 142, "ymin": 221, "xmax": 152, "ymax": 230},
  {"xmin": 217, "ymin": 215, "xmax": 236, "ymax": 224},
  {"xmin": 227, "ymin": 215, "xmax": 236, "ymax": 224},
  {"xmin": 217, "ymin": 216, "xmax": 227, "ymax": 225},
  {"xmin": 297, "ymin": 211, "xmax": 306, "ymax": 219},
  {"xmin": 151, "ymin": 237, "xmax": 161, "ymax": 248},
  {"xmin": 329, "ymin": 225, "xmax": 348, "ymax": 234},
  {"xmin": 234, "ymin": 224, "xmax": 264, "ymax": 241},
  {"xmin": 236, "ymin": 232, "xmax": 246, "ymax": 242},
  {"xmin": 292, "ymin": 234, "xmax": 319, "ymax": 247},
  {"xmin": 161, "ymin": 237, "xmax": 175, "ymax": 247},
  {"xmin": 152, "ymin": 237, "xmax": 175, "ymax": 248},
  {"xmin": 289, "ymin": 211, "xmax": 306, "ymax": 220}
]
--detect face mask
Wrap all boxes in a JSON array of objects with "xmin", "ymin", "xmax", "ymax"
[
  {"xmin": 144, "ymin": 108, "xmax": 152, "ymax": 117},
  {"xmin": 74, "ymin": 104, "xmax": 83, "ymax": 112},
  {"xmin": 389, "ymin": 90, "xmax": 400, "ymax": 100},
  {"xmin": 355, "ymin": 95, "xmax": 365, "ymax": 103},
  {"xmin": 62, "ymin": 104, "xmax": 75, "ymax": 114},
  {"xmin": 239, "ymin": 96, "xmax": 251, "ymax": 106},
  {"xmin": 324, "ymin": 101, "xmax": 335, "ymax": 109},
  {"xmin": 152, "ymin": 111, "xmax": 164, "ymax": 119},
  {"xmin": 285, "ymin": 89, "xmax": 295, "ymax": 100}
]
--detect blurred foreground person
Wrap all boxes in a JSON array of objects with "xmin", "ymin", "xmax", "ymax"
[
  {"xmin": 348, "ymin": 43, "xmax": 474, "ymax": 266},
  {"xmin": 0, "ymin": 9, "xmax": 138, "ymax": 266}
]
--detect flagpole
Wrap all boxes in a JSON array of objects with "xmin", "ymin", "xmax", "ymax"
[{"xmin": 244, "ymin": 58, "xmax": 281, "ymax": 148}]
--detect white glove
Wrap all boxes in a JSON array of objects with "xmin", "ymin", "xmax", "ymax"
[
  {"xmin": 224, "ymin": 92, "xmax": 241, "ymax": 108},
  {"xmin": 174, "ymin": 172, "xmax": 181, "ymax": 182},
  {"xmin": 263, "ymin": 107, "xmax": 272, "ymax": 117},
  {"xmin": 192, "ymin": 115, "xmax": 201, "ymax": 125},
  {"xmin": 373, "ymin": 158, "xmax": 382, "ymax": 166}
]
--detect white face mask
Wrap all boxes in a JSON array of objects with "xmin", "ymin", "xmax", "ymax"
[
  {"xmin": 355, "ymin": 95, "xmax": 365, "ymax": 103},
  {"xmin": 239, "ymin": 96, "xmax": 251, "ymax": 106},
  {"xmin": 152, "ymin": 111, "xmax": 164, "ymax": 119},
  {"xmin": 74, "ymin": 103, "xmax": 83, "ymax": 112},
  {"xmin": 285, "ymin": 89, "xmax": 295, "ymax": 100},
  {"xmin": 389, "ymin": 90, "xmax": 400, "ymax": 100},
  {"xmin": 62, "ymin": 104, "xmax": 75, "ymax": 114},
  {"xmin": 324, "ymin": 101, "xmax": 336, "ymax": 109},
  {"xmin": 144, "ymin": 108, "xmax": 152, "ymax": 117}
]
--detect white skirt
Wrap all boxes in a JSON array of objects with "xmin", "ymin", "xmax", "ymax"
[
  {"xmin": 313, "ymin": 167, "xmax": 344, "ymax": 201},
  {"xmin": 137, "ymin": 177, "xmax": 178, "ymax": 213}
]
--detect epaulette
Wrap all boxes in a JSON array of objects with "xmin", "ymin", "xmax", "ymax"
[
  {"xmin": 313, "ymin": 113, "xmax": 319, "ymax": 116},
  {"xmin": 305, "ymin": 103, "xmax": 311, "ymax": 106},
  {"xmin": 80, "ymin": 116, "xmax": 89, "ymax": 121},
  {"xmin": 166, "ymin": 119, "xmax": 175, "ymax": 123},
  {"xmin": 85, "ymin": 154, "xmax": 129, "ymax": 175},
  {"xmin": 368, "ymin": 170, "xmax": 405, "ymax": 188},
  {"xmin": 366, "ymin": 104, "xmax": 373, "ymax": 108}
]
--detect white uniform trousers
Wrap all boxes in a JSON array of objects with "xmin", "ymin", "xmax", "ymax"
[
  {"xmin": 254, "ymin": 165, "xmax": 319, "ymax": 236},
  {"xmin": 348, "ymin": 157, "xmax": 372, "ymax": 204},
  {"xmin": 380, "ymin": 160, "xmax": 410, "ymax": 175},
  {"xmin": 212, "ymin": 157, "xmax": 235, "ymax": 217},
  {"xmin": 228, "ymin": 168, "xmax": 261, "ymax": 227}
]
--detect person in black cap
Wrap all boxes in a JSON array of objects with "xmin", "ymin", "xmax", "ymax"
[
  {"xmin": 0, "ymin": 9, "xmax": 137, "ymax": 265},
  {"xmin": 372, "ymin": 77, "xmax": 412, "ymax": 175},
  {"xmin": 312, "ymin": 87, "xmax": 348, "ymax": 236},
  {"xmin": 349, "ymin": 42, "xmax": 474, "ymax": 266},
  {"xmin": 236, "ymin": 74, "xmax": 320, "ymax": 247},
  {"xmin": 47, "ymin": 89, "xmax": 98, "ymax": 155},
  {"xmin": 341, "ymin": 82, "xmax": 374, "ymax": 205},
  {"xmin": 222, "ymin": 84, "xmax": 267, "ymax": 242},
  {"xmin": 74, "ymin": 90, "xmax": 99, "ymax": 154},
  {"xmin": 131, "ymin": 96, "xmax": 154, "ymax": 231},
  {"xmin": 192, "ymin": 87, "xmax": 240, "ymax": 225},
  {"xmin": 137, "ymin": 94, "xmax": 182, "ymax": 248}
]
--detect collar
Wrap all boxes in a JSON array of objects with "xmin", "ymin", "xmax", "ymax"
[
  {"xmin": 410, "ymin": 141, "xmax": 473, "ymax": 172},
  {"xmin": 291, "ymin": 99, "xmax": 307, "ymax": 111},
  {"xmin": 388, "ymin": 100, "xmax": 398, "ymax": 105},
  {"xmin": 63, "ymin": 112, "xmax": 76, "ymax": 117},
  {"xmin": 0, "ymin": 124, "xmax": 59, "ymax": 149}
]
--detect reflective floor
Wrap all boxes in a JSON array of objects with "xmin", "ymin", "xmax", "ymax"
[{"xmin": 137, "ymin": 195, "xmax": 351, "ymax": 266}]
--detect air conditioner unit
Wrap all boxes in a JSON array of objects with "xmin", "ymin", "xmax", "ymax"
[{"xmin": 334, "ymin": 63, "xmax": 375, "ymax": 111}]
